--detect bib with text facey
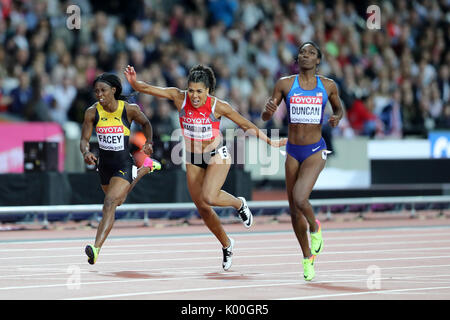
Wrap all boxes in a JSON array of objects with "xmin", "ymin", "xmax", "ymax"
[{"xmin": 95, "ymin": 101, "xmax": 130, "ymax": 152}]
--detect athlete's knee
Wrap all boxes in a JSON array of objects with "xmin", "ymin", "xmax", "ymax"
[
  {"xmin": 103, "ymin": 195, "xmax": 121, "ymax": 210},
  {"xmin": 196, "ymin": 203, "xmax": 214, "ymax": 218},
  {"xmin": 290, "ymin": 209, "xmax": 308, "ymax": 230},
  {"xmin": 202, "ymin": 190, "xmax": 218, "ymax": 206},
  {"xmin": 294, "ymin": 197, "xmax": 311, "ymax": 212}
]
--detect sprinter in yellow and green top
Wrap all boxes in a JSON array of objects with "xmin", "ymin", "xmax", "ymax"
[{"xmin": 80, "ymin": 73, "xmax": 161, "ymax": 265}]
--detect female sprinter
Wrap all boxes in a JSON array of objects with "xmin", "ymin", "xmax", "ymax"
[
  {"xmin": 262, "ymin": 42, "xmax": 344, "ymax": 281},
  {"xmin": 80, "ymin": 73, "xmax": 161, "ymax": 265},
  {"xmin": 125, "ymin": 64, "xmax": 287, "ymax": 271}
]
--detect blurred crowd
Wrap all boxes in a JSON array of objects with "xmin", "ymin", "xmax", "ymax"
[{"xmin": 0, "ymin": 0, "xmax": 449, "ymax": 143}]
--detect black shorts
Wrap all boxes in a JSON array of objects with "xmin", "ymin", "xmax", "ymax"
[
  {"xmin": 186, "ymin": 146, "xmax": 230, "ymax": 169},
  {"xmin": 97, "ymin": 157, "xmax": 135, "ymax": 185}
]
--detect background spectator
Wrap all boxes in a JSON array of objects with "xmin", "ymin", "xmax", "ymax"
[{"xmin": 0, "ymin": 0, "xmax": 447, "ymax": 146}]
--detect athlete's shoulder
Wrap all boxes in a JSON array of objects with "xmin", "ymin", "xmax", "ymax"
[
  {"xmin": 123, "ymin": 101, "xmax": 140, "ymax": 110},
  {"xmin": 83, "ymin": 103, "xmax": 98, "ymax": 121},
  {"xmin": 276, "ymin": 75, "xmax": 297, "ymax": 91},
  {"xmin": 87, "ymin": 102, "xmax": 98, "ymax": 110},
  {"xmin": 86, "ymin": 102, "xmax": 99, "ymax": 114},
  {"xmin": 318, "ymin": 75, "xmax": 336, "ymax": 87},
  {"xmin": 211, "ymin": 95, "xmax": 231, "ymax": 111},
  {"xmin": 278, "ymin": 75, "xmax": 297, "ymax": 83}
]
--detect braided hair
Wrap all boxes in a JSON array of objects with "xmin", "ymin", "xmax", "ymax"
[{"xmin": 187, "ymin": 65, "xmax": 216, "ymax": 95}]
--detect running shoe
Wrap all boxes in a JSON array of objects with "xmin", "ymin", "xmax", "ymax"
[
  {"xmin": 310, "ymin": 219, "xmax": 323, "ymax": 256},
  {"xmin": 302, "ymin": 255, "xmax": 316, "ymax": 281},
  {"xmin": 85, "ymin": 244, "xmax": 99, "ymax": 265},
  {"xmin": 222, "ymin": 238, "xmax": 235, "ymax": 271},
  {"xmin": 237, "ymin": 197, "xmax": 253, "ymax": 228},
  {"xmin": 143, "ymin": 157, "xmax": 162, "ymax": 172}
]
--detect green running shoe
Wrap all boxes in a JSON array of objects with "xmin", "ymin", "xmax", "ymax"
[
  {"xmin": 143, "ymin": 157, "xmax": 162, "ymax": 172},
  {"xmin": 310, "ymin": 219, "xmax": 323, "ymax": 256},
  {"xmin": 85, "ymin": 244, "xmax": 99, "ymax": 265},
  {"xmin": 302, "ymin": 255, "xmax": 316, "ymax": 281}
]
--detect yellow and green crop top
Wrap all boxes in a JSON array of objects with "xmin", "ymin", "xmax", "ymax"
[{"xmin": 94, "ymin": 100, "xmax": 132, "ymax": 166}]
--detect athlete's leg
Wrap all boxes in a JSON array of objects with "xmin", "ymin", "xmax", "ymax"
[
  {"xmin": 118, "ymin": 158, "xmax": 161, "ymax": 206},
  {"xmin": 186, "ymin": 164, "xmax": 231, "ymax": 248},
  {"xmin": 285, "ymin": 154, "xmax": 312, "ymax": 258},
  {"xmin": 201, "ymin": 155, "xmax": 241, "ymax": 210},
  {"xmin": 293, "ymin": 151, "xmax": 325, "ymax": 234},
  {"xmin": 95, "ymin": 176, "xmax": 130, "ymax": 249}
]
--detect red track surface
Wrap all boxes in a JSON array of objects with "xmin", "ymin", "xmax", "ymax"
[{"xmin": 1, "ymin": 211, "xmax": 450, "ymax": 301}]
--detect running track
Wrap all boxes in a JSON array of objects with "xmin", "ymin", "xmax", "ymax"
[{"xmin": 1, "ymin": 211, "xmax": 450, "ymax": 302}]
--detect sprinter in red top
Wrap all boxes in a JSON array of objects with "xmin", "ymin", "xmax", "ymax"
[
  {"xmin": 179, "ymin": 92, "xmax": 221, "ymax": 142},
  {"xmin": 125, "ymin": 64, "xmax": 286, "ymax": 271}
]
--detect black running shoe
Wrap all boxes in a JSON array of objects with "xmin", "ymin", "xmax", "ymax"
[{"xmin": 237, "ymin": 197, "xmax": 253, "ymax": 228}]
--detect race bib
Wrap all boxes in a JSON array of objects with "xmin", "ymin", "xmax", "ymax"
[
  {"xmin": 289, "ymin": 95, "xmax": 323, "ymax": 124},
  {"xmin": 182, "ymin": 120, "xmax": 213, "ymax": 140},
  {"xmin": 217, "ymin": 146, "xmax": 230, "ymax": 160},
  {"xmin": 96, "ymin": 126, "xmax": 125, "ymax": 151}
]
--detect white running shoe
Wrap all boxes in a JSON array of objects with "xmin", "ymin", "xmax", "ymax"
[
  {"xmin": 237, "ymin": 197, "xmax": 253, "ymax": 228},
  {"xmin": 222, "ymin": 238, "xmax": 235, "ymax": 271}
]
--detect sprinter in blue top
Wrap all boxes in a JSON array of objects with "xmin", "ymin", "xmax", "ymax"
[{"xmin": 262, "ymin": 42, "xmax": 344, "ymax": 281}]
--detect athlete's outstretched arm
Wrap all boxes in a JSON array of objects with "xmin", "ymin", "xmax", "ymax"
[
  {"xmin": 261, "ymin": 78, "xmax": 284, "ymax": 121},
  {"xmin": 124, "ymin": 65, "xmax": 184, "ymax": 105},
  {"xmin": 215, "ymin": 99, "xmax": 287, "ymax": 148},
  {"xmin": 80, "ymin": 106, "xmax": 98, "ymax": 165}
]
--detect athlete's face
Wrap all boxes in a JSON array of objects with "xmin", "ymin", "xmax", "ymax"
[
  {"xmin": 298, "ymin": 44, "xmax": 320, "ymax": 70},
  {"xmin": 94, "ymin": 81, "xmax": 116, "ymax": 106},
  {"xmin": 187, "ymin": 82, "xmax": 209, "ymax": 108}
]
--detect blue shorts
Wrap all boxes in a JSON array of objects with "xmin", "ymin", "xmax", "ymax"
[{"xmin": 286, "ymin": 138, "xmax": 327, "ymax": 163}]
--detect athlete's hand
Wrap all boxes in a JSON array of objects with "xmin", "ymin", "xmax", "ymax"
[
  {"xmin": 83, "ymin": 151, "xmax": 97, "ymax": 165},
  {"xmin": 328, "ymin": 115, "xmax": 341, "ymax": 128},
  {"xmin": 124, "ymin": 65, "xmax": 137, "ymax": 86},
  {"xmin": 269, "ymin": 138, "xmax": 288, "ymax": 148},
  {"xmin": 142, "ymin": 142, "xmax": 153, "ymax": 156},
  {"xmin": 264, "ymin": 98, "xmax": 278, "ymax": 114}
]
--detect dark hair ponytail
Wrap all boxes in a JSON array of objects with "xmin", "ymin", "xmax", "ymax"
[{"xmin": 187, "ymin": 65, "xmax": 216, "ymax": 95}]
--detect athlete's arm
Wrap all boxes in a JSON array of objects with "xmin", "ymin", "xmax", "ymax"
[
  {"xmin": 215, "ymin": 99, "xmax": 287, "ymax": 148},
  {"xmin": 126, "ymin": 103, "xmax": 154, "ymax": 156},
  {"xmin": 324, "ymin": 78, "xmax": 344, "ymax": 128},
  {"xmin": 124, "ymin": 65, "xmax": 184, "ymax": 109},
  {"xmin": 80, "ymin": 105, "xmax": 98, "ymax": 165},
  {"xmin": 261, "ymin": 78, "xmax": 285, "ymax": 121}
]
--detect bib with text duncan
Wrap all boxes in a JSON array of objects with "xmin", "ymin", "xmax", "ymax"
[
  {"xmin": 289, "ymin": 93, "xmax": 323, "ymax": 124},
  {"xmin": 96, "ymin": 125, "xmax": 125, "ymax": 151}
]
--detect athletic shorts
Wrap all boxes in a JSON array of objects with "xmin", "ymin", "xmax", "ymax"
[
  {"xmin": 97, "ymin": 157, "xmax": 136, "ymax": 185},
  {"xmin": 186, "ymin": 146, "xmax": 231, "ymax": 169},
  {"xmin": 286, "ymin": 137, "xmax": 330, "ymax": 163}
]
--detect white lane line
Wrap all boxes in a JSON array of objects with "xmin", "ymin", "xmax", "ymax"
[
  {"xmin": 2, "ymin": 237, "xmax": 450, "ymax": 253},
  {"xmin": 1, "ymin": 251, "xmax": 450, "ymax": 270},
  {"xmin": 1, "ymin": 257, "xmax": 450, "ymax": 291},
  {"xmin": 1, "ymin": 263, "xmax": 450, "ymax": 281},
  {"xmin": 1, "ymin": 227, "xmax": 449, "ymax": 245},
  {"xmin": 68, "ymin": 274, "xmax": 450, "ymax": 300},
  {"xmin": 2, "ymin": 244, "xmax": 450, "ymax": 262},
  {"xmin": 279, "ymin": 286, "xmax": 450, "ymax": 300}
]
